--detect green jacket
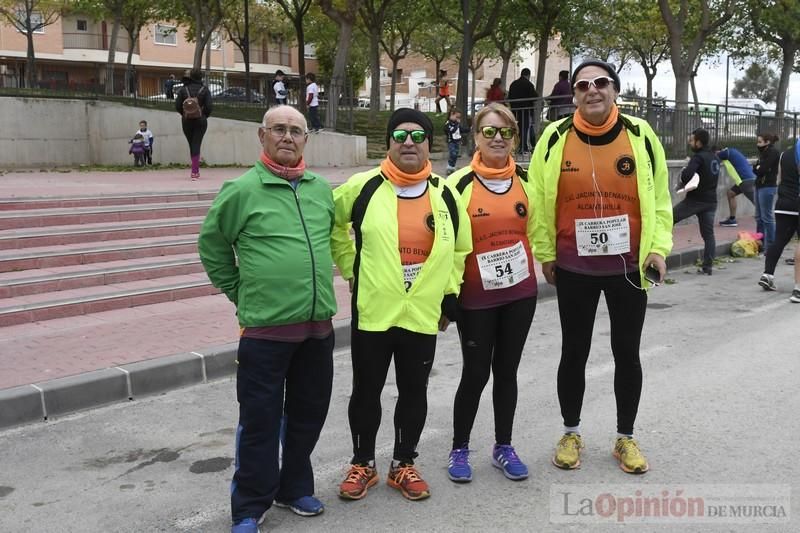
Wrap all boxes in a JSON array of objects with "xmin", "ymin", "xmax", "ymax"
[
  {"xmin": 527, "ymin": 114, "xmax": 673, "ymax": 287},
  {"xmin": 198, "ymin": 162, "xmax": 337, "ymax": 327},
  {"xmin": 332, "ymin": 168, "xmax": 472, "ymax": 334}
]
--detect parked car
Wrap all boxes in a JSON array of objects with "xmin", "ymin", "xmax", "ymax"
[{"xmin": 212, "ymin": 86, "xmax": 265, "ymax": 104}]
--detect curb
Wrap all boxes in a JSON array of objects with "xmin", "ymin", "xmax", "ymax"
[{"xmin": 0, "ymin": 242, "xmax": 733, "ymax": 430}]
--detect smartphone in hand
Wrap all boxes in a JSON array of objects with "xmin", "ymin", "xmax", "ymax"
[{"xmin": 645, "ymin": 264, "xmax": 661, "ymax": 286}]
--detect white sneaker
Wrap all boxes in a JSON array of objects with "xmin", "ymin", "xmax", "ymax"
[{"xmin": 758, "ymin": 273, "xmax": 776, "ymax": 291}]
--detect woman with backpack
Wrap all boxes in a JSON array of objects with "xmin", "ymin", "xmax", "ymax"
[{"xmin": 175, "ymin": 69, "xmax": 213, "ymax": 181}]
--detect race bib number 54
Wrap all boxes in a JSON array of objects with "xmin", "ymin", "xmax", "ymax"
[
  {"xmin": 476, "ymin": 241, "xmax": 530, "ymax": 290},
  {"xmin": 575, "ymin": 214, "xmax": 631, "ymax": 256}
]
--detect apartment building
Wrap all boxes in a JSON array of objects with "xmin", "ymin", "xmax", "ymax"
[{"xmin": 0, "ymin": 10, "xmax": 311, "ymax": 97}]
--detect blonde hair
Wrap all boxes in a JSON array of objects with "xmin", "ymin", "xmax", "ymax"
[{"xmin": 474, "ymin": 102, "xmax": 519, "ymax": 150}]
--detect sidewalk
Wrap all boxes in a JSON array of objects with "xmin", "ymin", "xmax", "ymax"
[{"xmin": 0, "ymin": 166, "xmax": 759, "ymax": 428}]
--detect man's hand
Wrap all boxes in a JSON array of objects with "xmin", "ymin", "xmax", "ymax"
[
  {"xmin": 644, "ymin": 253, "xmax": 667, "ymax": 283},
  {"xmin": 438, "ymin": 316, "xmax": 450, "ymax": 332},
  {"xmin": 542, "ymin": 261, "xmax": 557, "ymax": 285}
]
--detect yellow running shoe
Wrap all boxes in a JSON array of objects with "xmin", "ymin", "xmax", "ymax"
[
  {"xmin": 613, "ymin": 437, "xmax": 649, "ymax": 474},
  {"xmin": 552, "ymin": 433, "xmax": 584, "ymax": 469}
]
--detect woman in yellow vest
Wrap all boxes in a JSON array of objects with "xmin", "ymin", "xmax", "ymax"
[{"xmin": 445, "ymin": 103, "xmax": 537, "ymax": 482}]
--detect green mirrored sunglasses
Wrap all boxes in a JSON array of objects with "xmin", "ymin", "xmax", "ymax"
[{"xmin": 391, "ymin": 129, "xmax": 428, "ymax": 144}]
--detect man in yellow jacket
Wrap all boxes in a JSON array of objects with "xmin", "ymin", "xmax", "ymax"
[
  {"xmin": 331, "ymin": 108, "xmax": 471, "ymax": 501},
  {"xmin": 528, "ymin": 60, "xmax": 673, "ymax": 475}
]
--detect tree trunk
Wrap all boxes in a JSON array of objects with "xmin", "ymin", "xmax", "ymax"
[
  {"xmin": 205, "ymin": 36, "xmax": 211, "ymax": 78},
  {"xmin": 326, "ymin": 20, "xmax": 354, "ymax": 129},
  {"xmin": 500, "ymin": 53, "xmax": 510, "ymax": 88},
  {"xmin": 673, "ymin": 70, "xmax": 691, "ymax": 156},
  {"xmin": 456, "ymin": 16, "xmax": 473, "ymax": 118},
  {"xmin": 368, "ymin": 30, "xmax": 381, "ymax": 118},
  {"xmin": 192, "ymin": 12, "xmax": 205, "ymax": 70},
  {"xmin": 25, "ymin": 28, "xmax": 36, "ymax": 88},
  {"xmin": 296, "ymin": 22, "xmax": 306, "ymax": 113},
  {"xmin": 470, "ymin": 66, "xmax": 477, "ymax": 118},
  {"xmin": 535, "ymin": 32, "xmax": 549, "ymax": 95},
  {"xmin": 389, "ymin": 57, "xmax": 399, "ymax": 112},
  {"xmin": 106, "ymin": 16, "xmax": 121, "ymax": 95},
  {"xmin": 775, "ymin": 43, "xmax": 796, "ymax": 117},
  {"xmin": 690, "ymin": 74, "xmax": 698, "ymax": 107},
  {"xmin": 124, "ymin": 31, "xmax": 135, "ymax": 97}
]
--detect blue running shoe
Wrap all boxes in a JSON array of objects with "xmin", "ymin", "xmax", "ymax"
[
  {"xmin": 447, "ymin": 448, "xmax": 472, "ymax": 483},
  {"xmin": 492, "ymin": 444, "xmax": 529, "ymax": 480},
  {"xmin": 274, "ymin": 495, "xmax": 324, "ymax": 516},
  {"xmin": 231, "ymin": 517, "xmax": 260, "ymax": 533}
]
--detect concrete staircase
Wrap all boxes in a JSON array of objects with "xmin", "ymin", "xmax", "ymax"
[{"xmin": 0, "ymin": 192, "xmax": 220, "ymax": 327}]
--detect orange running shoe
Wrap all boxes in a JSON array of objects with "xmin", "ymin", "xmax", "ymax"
[
  {"xmin": 338, "ymin": 464, "xmax": 378, "ymax": 500},
  {"xmin": 386, "ymin": 463, "xmax": 430, "ymax": 501}
]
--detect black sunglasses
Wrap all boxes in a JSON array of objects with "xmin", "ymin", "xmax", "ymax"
[
  {"xmin": 391, "ymin": 129, "xmax": 427, "ymax": 144},
  {"xmin": 572, "ymin": 76, "xmax": 615, "ymax": 92},
  {"xmin": 480, "ymin": 126, "xmax": 515, "ymax": 140}
]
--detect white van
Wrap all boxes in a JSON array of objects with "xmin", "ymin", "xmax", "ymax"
[{"xmin": 722, "ymin": 98, "xmax": 775, "ymax": 116}]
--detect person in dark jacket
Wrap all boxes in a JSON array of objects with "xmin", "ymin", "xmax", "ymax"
[
  {"xmin": 175, "ymin": 69, "xmax": 213, "ymax": 181},
  {"xmin": 507, "ymin": 68, "xmax": 538, "ymax": 153},
  {"xmin": 758, "ymin": 141, "xmax": 800, "ymax": 291},
  {"xmin": 753, "ymin": 132, "xmax": 780, "ymax": 251},
  {"xmin": 673, "ymin": 128, "xmax": 720, "ymax": 275},
  {"xmin": 547, "ymin": 70, "xmax": 573, "ymax": 120}
]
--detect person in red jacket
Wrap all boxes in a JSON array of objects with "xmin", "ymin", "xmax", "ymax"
[{"xmin": 485, "ymin": 78, "xmax": 506, "ymax": 104}]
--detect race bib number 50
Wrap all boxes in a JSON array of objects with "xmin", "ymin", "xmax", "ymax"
[
  {"xmin": 476, "ymin": 241, "xmax": 530, "ymax": 290},
  {"xmin": 575, "ymin": 214, "xmax": 630, "ymax": 256}
]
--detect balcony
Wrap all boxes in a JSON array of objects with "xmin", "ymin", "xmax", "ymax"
[
  {"xmin": 63, "ymin": 32, "xmax": 139, "ymax": 54},
  {"xmin": 234, "ymin": 45, "xmax": 290, "ymax": 67}
]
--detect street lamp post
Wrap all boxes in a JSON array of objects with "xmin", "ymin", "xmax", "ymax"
[
  {"xmin": 244, "ymin": 0, "xmax": 251, "ymax": 103},
  {"xmin": 724, "ymin": 54, "xmax": 730, "ymax": 134}
]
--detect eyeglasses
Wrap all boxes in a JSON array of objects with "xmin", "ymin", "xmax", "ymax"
[
  {"xmin": 480, "ymin": 126, "xmax": 515, "ymax": 139},
  {"xmin": 572, "ymin": 76, "xmax": 615, "ymax": 92},
  {"xmin": 263, "ymin": 124, "xmax": 307, "ymax": 140},
  {"xmin": 391, "ymin": 129, "xmax": 427, "ymax": 144}
]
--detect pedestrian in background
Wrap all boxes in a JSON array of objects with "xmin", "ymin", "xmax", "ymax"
[
  {"xmin": 753, "ymin": 132, "xmax": 780, "ymax": 252},
  {"xmin": 717, "ymin": 146, "xmax": 756, "ymax": 227},
  {"xmin": 758, "ymin": 140, "xmax": 800, "ymax": 292},
  {"xmin": 547, "ymin": 70, "xmax": 573, "ymax": 121},
  {"xmin": 507, "ymin": 68, "xmax": 538, "ymax": 154},
  {"xmin": 164, "ymin": 73, "xmax": 176, "ymax": 99},
  {"xmin": 435, "ymin": 70, "xmax": 452, "ymax": 113},
  {"xmin": 305, "ymin": 73, "xmax": 322, "ymax": 133},
  {"xmin": 446, "ymin": 103, "xmax": 538, "ymax": 484},
  {"xmin": 485, "ymin": 78, "xmax": 505, "ymax": 104},
  {"xmin": 443, "ymin": 107, "xmax": 467, "ymax": 175},
  {"xmin": 175, "ymin": 69, "xmax": 212, "ymax": 181},
  {"xmin": 273, "ymin": 70, "xmax": 288, "ymax": 106},
  {"xmin": 332, "ymin": 108, "xmax": 471, "ymax": 502},
  {"xmin": 529, "ymin": 59, "xmax": 673, "ymax": 475},
  {"xmin": 199, "ymin": 106, "xmax": 336, "ymax": 533},
  {"xmin": 673, "ymin": 128, "xmax": 720, "ymax": 275}
]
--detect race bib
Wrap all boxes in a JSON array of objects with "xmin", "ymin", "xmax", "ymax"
[
  {"xmin": 403, "ymin": 263, "xmax": 423, "ymax": 291},
  {"xmin": 575, "ymin": 214, "xmax": 631, "ymax": 256},
  {"xmin": 476, "ymin": 241, "xmax": 530, "ymax": 290}
]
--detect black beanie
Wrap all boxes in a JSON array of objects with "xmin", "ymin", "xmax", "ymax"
[
  {"xmin": 571, "ymin": 60, "xmax": 620, "ymax": 94},
  {"xmin": 386, "ymin": 108, "xmax": 434, "ymax": 149}
]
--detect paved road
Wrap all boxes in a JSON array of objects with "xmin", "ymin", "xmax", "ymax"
[{"xmin": 1, "ymin": 251, "xmax": 797, "ymax": 532}]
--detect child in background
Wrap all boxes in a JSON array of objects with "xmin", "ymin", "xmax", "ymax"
[
  {"xmin": 135, "ymin": 120, "xmax": 154, "ymax": 164},
  {"xmin": 444, "ymin": 108, "xmax": 466, "ymax": 175},
  {"xmin": 129, "ymin": 133, "xmax": 147, "ymax": 167}
]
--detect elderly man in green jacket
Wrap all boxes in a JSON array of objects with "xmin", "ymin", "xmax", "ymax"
[{"xmin": 198, "ymin": 105, "xmax": 336, "ymax": 533}]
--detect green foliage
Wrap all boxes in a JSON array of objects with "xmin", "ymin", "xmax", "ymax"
[
  {"xmin": 732, "ymin": 62, "xmax": 779, "ymax": 103},
  {"xmin": 306, "ymin": 4, "xmax": 369, "ymax": 88}
]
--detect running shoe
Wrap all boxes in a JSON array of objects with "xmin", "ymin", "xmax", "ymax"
[
  {"xmin": 719, "ymin": 217, "xmax": 738, "ymax": 227},
  {"xmin": 790, "ymin": 289, "xmax": 800, "ymax": 303},
  {"xmin": 447, "ymin": 448, "xmax": 472, "ymax": 483},
  {"xmin": 786, "ymin": 257, "xmax": 795, "ymax": 265},
  {"xmin": 231, "ymin": 518, "xmax": 260, "ymax": 533},
  {"xmin": 491, "ymin": 444, "xmax": 529, "ymax": 480},
  {"xmin": 273, "ymin": 495, "xmax": 324, "ymax": 516},
  {"xmin": 387, "ymin": 463, "xmax": 430, "ymax": 500},
  {"xmin": 553, "ymin": 433, "xmax": 584, "ymax": 470},
  {"xmin": 613, "ymin": 436, "xmax": 649, "ymax": 474},
  {"xmin": 338, "ymin": 464, "xmax": 378, "ymax": 500},
  {"xmin": 759, "ymin": 273, "xmax": 777, "ymax": 291}
]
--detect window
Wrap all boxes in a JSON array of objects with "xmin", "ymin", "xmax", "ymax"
[
  {"xmin": 210, "ymin": 31, "xmax": 222, "ymax": 50},
  {"xmin": 154, "ymin": 24, "xmax": 176, "ymax": 46},
  {"xmin": 304, "ymin": 43, "xmax": 316, "ymax": 59},
  {"xmin": 76, "ymin": 19, "xmax": 87, "ymax": 32},
  {"xmin": 16, "ymin": 11, "xmax": 44, "ymax": 34}
]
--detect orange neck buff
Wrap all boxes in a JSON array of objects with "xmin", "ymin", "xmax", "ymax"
[
  {"xmin": 260, "ymin": 152, "xmax": 306, "ymax": 180},
  {"xmin": 573, "ymin": 103, "xmax": 619, "ymax": 136},
  {"xmin": 380, "ymin": 157, "xmax": 432, "ymax": 186},
  {"xmin": 471, "ymin": 151, "xmax": 516, "ymax": 180}
]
